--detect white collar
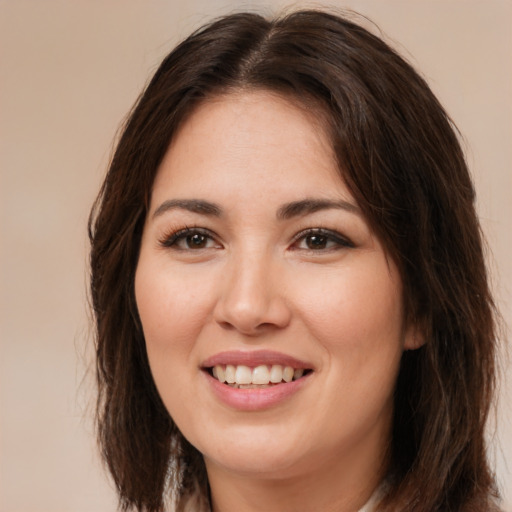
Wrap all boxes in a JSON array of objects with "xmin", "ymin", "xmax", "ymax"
[{"xmin": 357, "ymin": 482, "xmax": 385, "ymax": 512}]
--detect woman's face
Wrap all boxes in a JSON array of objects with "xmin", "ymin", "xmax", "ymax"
[{"xmin": 135, "ymin": 91, "xmax": 417, "ymax": 482}]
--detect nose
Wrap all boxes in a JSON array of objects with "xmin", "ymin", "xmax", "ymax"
[{"xmin": 213, "ymin": 251, "xmax": 292, "ymax": 336}]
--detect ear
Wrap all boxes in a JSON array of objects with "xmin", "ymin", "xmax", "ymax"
[{"xmin": 403, "ymin": 321, "xmax": 426, "ymax": 351}]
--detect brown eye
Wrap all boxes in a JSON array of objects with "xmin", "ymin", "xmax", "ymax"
[
  {"xmin": 186, "ymin": 233, "xmax": 208, "ymax": 248},
  {"xmin": 305, "ymin": 234, "xmax": 328, "ymax": 249},
  {"xmin": 160, "ymin": 228, "xmax": 221, "ymax": 250},
  {"xmin": 293, "ymin": 229, "xmax": 354, "ymax": 251}
]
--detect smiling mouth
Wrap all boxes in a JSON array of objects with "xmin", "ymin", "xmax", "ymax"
[{"xmin": 206, "ymin": 364, "xmax": 312, "ymax": 389}]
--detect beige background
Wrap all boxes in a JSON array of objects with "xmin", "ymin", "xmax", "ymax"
[{"xmin": 1, "ymin": 1, "xmax": 510, "ymax": 511}]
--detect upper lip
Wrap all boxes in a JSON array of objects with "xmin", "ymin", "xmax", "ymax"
[{"xmin": 201, "ymin": 350, "xmax": 313, "ymax": 369}]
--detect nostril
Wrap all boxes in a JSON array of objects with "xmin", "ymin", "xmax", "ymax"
[
  {"xmin": 216, "ymin": 319, "xmax": 287, "ymax": 337},
  {"xmin": 217, "ymin": 320, "xmax": 236, "ymax": 331}
]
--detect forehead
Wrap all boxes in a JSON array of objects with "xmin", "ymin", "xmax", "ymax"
[{"xmin": 150, "ymin": 91, "xmax": 351, "ymax": 208}]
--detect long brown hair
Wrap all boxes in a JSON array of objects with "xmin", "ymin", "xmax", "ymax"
[{"xmin": 89, "ymin": 10, "xmax": 501, "ymax": 511}]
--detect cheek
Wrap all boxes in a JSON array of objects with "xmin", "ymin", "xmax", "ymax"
[
  {"xmin": 291, "ymin": 258, "xmax": 406, "ymax": 403},
  {"xmin": 293, "ymin": 262, "xmax": 405, "ymax": 435},
  {"xmin": 297, "ymin": 264, "xmax": 404, "ymax": 345},
  {"xmin": 134, "ymin": 260, "xmax": 221, "ymax": 423},
  {"xmin": 134, "ymin": 258, "xmax": 218, "ymax": 424},
  {"xmin": 135, "ymin": 259, "xmax": 215, "ymax": 350}
]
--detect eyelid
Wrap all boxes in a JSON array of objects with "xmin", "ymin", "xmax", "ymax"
[
  {"xmin": 157, "ymin": 225, "xmax": 353, "ymax": 252},
  {"xmin": 290, "ymin": 228, "xmax": 355, "ymax": 250},
  {"xmin": 158, "ymin": 226, "xmax": 222, "ymax": 249}
]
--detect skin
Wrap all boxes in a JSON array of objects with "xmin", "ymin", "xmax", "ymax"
[{"xmin": 135, "ymin": 91, "xmax": 420, "ymax": 512}]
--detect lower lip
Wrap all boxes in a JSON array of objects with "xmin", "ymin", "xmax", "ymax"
[{"xmin": 203, "ymin": 371, "xmax": 311, "ymax": 411}]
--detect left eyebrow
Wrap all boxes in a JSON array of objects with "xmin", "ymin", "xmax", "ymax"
[{"xmin": 276, "ymin": 198, "xmax": 361, "ymax": 220}]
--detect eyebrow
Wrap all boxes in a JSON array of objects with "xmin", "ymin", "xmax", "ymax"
[
  {"xmin": 152, "ymin": 199, "xmax": 222, "ymax": 219},
  {"xmin": 276, "ymin": 198, "xmax": 361, "ymax": 220},
  {"xmin": 151, "ymin": 197, "xmax": 361, "ymax": 221}
]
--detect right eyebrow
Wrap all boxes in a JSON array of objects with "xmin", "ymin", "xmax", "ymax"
[{"xmin": 152, "ymin": 199, "xmax": 223, "ymax": 219}]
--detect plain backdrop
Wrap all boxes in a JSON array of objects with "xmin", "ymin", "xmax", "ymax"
[{"xmin": 1, "ymin": 1, "xmax": 511, "ymax": 511}]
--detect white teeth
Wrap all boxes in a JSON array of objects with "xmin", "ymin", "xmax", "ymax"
[
  {"xmin": 211, "ymin": 364, "xmax": 307, "ymax": 386},
  {"xmin": 293, "ymin": 368, "xmax": 304, "ymax": 380},
  {"xmin": 238, "ymin": 383, "xmax": 272, "ymax": 389},
  {"xmin": 225, "ymin": 364, "xmax": 236, "ymax": 384},
  {"xmin": 252, "ymin": 365, "xmax": 271, "ymax": 384},
  {"xmin": 235, "ymin": 365, "xmax": 252, "ymax": 385},
  {"xmin": 214, "ymin": 365, "xmax": 226, "ymax": 383},
  {"xmin": 283, "ymin": 366, "xmax": 294, "ymax": 382},
  {"xmin": 269, "ymin": 364, "xmax": 283, "ymax": 383}
]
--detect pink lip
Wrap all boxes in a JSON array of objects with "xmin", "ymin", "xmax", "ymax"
[
  {"xmin": 202, "ymin": 370, "xmax": 312, "ymax": 411},
  {"xmin": 200, "ymin": 350, "xmax": 314, "ymax": 411},
  {"xmin": 201, "ymin": 350, "xmax": 312, "ymax": 369}
]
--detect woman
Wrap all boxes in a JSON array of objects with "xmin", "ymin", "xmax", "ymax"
[{"xmin": 89, "ymin": 9, "xmax": 501, "ymax": 512}]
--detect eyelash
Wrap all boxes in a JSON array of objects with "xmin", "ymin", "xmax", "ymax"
[
  {"xmin": 291, "ymin": 228, "xmax": 354, "ymax": 251},
  {"xmin": 158, "ymin": 227, "xmax": 354, "ymax": 252},
  {"xmin": 159, "ymin": 226, "xmax": 219, "ymax": 250}
]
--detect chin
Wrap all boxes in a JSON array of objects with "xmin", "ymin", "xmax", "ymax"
[
  {"xmin": 196, "ymin": 424, "xmax": 315, "ymax": 479},
  {"xmin": 204, "ymin": 449, "xmax": 304, "ymax": 479}
]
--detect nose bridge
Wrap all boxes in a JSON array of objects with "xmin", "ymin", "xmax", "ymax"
[{"xmin": 215, "ymin": 242, "xmax": 290, "ymax": 334}]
